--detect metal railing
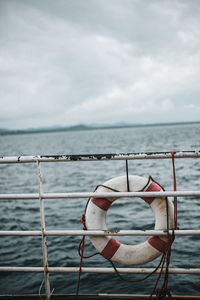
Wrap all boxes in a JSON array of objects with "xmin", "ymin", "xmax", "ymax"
[{"xmin": 0, "ymin": 150, "xmax": 200, "ymax": 299}]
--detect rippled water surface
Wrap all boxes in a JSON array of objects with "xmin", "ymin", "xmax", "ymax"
[{"xmin": 0, "ymin": 124, "xmax": 200, "ymax": 296}]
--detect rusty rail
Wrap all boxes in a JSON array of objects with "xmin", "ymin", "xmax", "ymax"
[{"xmin": 0, "ymin": 151, "xmax": 200, "ymax": 299}]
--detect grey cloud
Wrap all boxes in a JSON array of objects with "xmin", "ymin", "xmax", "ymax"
[{"xmin": 0, "ymin": 0, "xmax": 200, "ymax": 128}]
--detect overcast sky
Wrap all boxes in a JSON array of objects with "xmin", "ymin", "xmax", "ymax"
[{"xmin": 0, "ymin": 0, "xmax": 200, "ymax": 129}]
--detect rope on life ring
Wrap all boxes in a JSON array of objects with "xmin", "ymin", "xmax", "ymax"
[{"xmin": 85, "ymin": 175, "xmax": 174, "ymax": 266}]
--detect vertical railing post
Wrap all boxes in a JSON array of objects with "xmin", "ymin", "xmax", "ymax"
[{"xmin": 37, "ymin": 161, "xmax": 51, "ymax": 300}]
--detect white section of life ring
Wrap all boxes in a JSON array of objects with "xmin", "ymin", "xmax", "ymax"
[{"xmin": 85, "ymin": 175, "xmax": 174, "ymax": 265}]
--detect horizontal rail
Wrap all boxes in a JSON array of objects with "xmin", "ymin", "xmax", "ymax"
[
  {"xmin": 99, "ymin": 295, "xmax": 200, "ymax": 299},
  {"xmin": 1, "ymin": 190, "xmax": 200, "ymax": 200},
  {"xmin": 0, "ymin": 150, "xmax": 200, "ymax": 163},
  {"xmin": 0, "ymin": 267, "xmax": 199, "ymax": 274},
  {"xmin": 99, "ymin": 294, "xmax": 200, "ymax": 299},
  {"xmin": 0, "ymin": 230, "xmax": 200, "ymax": 236}
]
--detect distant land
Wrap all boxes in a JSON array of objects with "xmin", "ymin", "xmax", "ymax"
[{"xmin": 0, "ymin": 121, "xmax": 199, "ymax": 135}]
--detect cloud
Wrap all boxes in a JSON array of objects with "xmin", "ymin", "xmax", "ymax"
[
  {"xmin": 0, "ymin": 0, "xmax": 200, "ymax": 128},
  {"xmin": 184, "ymin": 103, "xmax": 200, "ymax": 110}
]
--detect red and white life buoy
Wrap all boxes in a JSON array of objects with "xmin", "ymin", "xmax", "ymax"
[{"xmin": 85, "ymin": 175, "xmax": 174, "ymax": 265}]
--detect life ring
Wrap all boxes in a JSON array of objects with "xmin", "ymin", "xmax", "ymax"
[{"xmin": 85, "ymin": 175, "xmax": 174, "ymax": 265}]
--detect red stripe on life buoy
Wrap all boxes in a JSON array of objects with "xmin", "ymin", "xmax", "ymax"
[
  {"xmin": 91, "ymin": 197, "xmax": 112, "ymax": 211},
  {"xmin": 101, "ymin": 238, "xmax": 121, "ymax": 259},
  {"xmin": 142, "ymin": 181, "xmax": 162, "ymax": 204},
  {"xmin": 148, "ymin": 236, "xmax": 169, "ymax": 253}
]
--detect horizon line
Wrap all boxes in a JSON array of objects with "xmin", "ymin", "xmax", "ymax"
[{"xmin": 0, "ymin": 120, "xmax": 200, "ymax": 135}]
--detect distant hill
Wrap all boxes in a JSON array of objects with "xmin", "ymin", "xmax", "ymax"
[
  {"xmin": 0, "ymin": 124, "xmax": 93, "ymax": 135},
  {"xmin": 0, "ymin": 121, "xmax": 199, "ymax": 135}
]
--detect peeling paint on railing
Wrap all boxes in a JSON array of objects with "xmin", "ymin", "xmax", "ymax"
[
  {"xmin": 0, "ymin": 150, "xmax": 200, "ymax": 163},
  {"xmin": 1, "ymin": 150, "xmax": 200, "ymax": 300}
]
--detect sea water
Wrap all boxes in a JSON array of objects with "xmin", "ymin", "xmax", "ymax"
[{"xmin": 0, "ymin": 123, "xmax": 200, "ymax": 295}]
